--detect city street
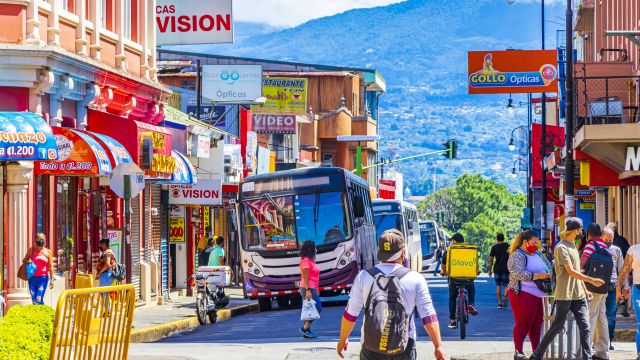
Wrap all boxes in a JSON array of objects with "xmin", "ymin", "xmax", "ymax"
[{"xmin": 129, "ymin": 275, "xmax": 635, "ymax": 359}]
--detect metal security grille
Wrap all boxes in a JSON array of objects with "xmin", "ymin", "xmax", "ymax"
[
  {"xmin": 160, "ymin": 190, "xmax": 170, "ymax": 299},
  {"xmin": 131, "ymin": 195, "xmax": 141, "ymax": 300},
  {"xmin": 144, "ymin": 187, "xmax": 152, "ymax": 263},
  {"xmin": 151, "ymin": 184, "xmax": 162, "ymax": 254}
]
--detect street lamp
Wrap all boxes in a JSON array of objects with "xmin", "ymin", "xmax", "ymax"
[
  {"xmin": 506, "ymin": 94, "xmax": 529, "ymax": 116},
  {"xmin": 510, "ymin": 158, "xmax": 527, "ymax": 178},
  {"xmin": 508, "ymin": 125, "xmax": 528, "ymax": 152}
]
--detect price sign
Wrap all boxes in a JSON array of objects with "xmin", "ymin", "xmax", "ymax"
[{"xmin": 169, "ymin": 217, "xmax": 185, "ymax": 242}]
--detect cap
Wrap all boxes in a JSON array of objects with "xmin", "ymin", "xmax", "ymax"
[
  {"xmin": 377, "ymin": 229, "xmax": 405, "ymax": 262},
  {"xmin": 565, "ymin": 217, "xmax": 583, "ymax": 231}
]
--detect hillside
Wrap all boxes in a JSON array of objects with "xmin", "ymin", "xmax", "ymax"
[{"xmin": 169, "ymin": 0, "xmax": 567, "ymax": 195}]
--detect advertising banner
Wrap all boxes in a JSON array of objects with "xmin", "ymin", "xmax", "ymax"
[
  {"xmin": 204, "ymin": 206, "xmax": 210, "ymax": 229},
  {"xmin": 156, "ymin": 0, "xmax": 233, "ymax": 46},
  {"xmin": 252, "ymin": 114, "xmax": 297, "ymax": 134},
  {"xmin": 186, "ymin": 105, "xmax": 226, "ymax": 127},
  {"xmin": 169, "ymin": 179, "xmax": 223, "ymax": 206},
  {"xmin": 531, "ymin": 123, "xmax": 565, "ymax": 187},
  {"xmin": 251, "ymin": 78, "xmax": 308, "ymax": 115},
  {"xmin": 202, "ymin": 65, "xmax": 262, "ymax": 102},
  {"xmin": 107, "ymin": 229, "xmax": 123, "ymax": 263},
  {"xmin": 169, "ymin": 217, "xmax": 185, "ymax": 242},
  {"xmin": 257, "ymin": 146, "xmax": 271, "ymax": 175},
  {"xmin": 36, "ymin": 127, "xmax": 112, "ymax": 176},
  {"xmin": 468, "ymin": 50, "xmax": 558, "ymax": 94}
]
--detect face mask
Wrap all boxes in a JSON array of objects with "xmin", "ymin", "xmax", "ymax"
[
  {"xmin": 525, "ymin": 241, "xmax": 537, "ymax": 253},
  {"xmin": 35, "ymin": 240, "xmax": 45, "ymax": 247}
]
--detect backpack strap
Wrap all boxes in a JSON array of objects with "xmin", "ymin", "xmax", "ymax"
[
  {"xmin": 390, "ymin": 266, "xmax": 411, "ymax": 280},
  {"xmin": 365, "ymin": 266, "xmax": 383, "ymax": 278}
]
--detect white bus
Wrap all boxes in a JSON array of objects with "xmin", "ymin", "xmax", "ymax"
[
  {"xmin": 419, "ymin": 221, "xmax": 450, "ymax": 272},
  {"xmin": 372, "ymin": 200, "xmax": 422, "ymax": 272}
]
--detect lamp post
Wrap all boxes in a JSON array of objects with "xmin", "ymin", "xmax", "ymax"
[{"xmin": 508, "ymin": 93, "xmax": 534, "ymax": 227}]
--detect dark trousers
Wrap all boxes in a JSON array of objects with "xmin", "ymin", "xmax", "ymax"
[
  {"xmin": 448, "ymin": 278, "xmax": 475, "ymax": 320},
  {"xmin": 531, "ymin": 298, "xmax": 592, "ymax": 360},
  {"xmin": 605, "ymin": 287, "xmax": 617, "ymax": 342},
  {"xmin": 360, "ymin": 338, "xmax": 416, "ymax": 360}
]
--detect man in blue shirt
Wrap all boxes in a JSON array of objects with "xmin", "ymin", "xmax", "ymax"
[{"xmin": 208, "ymin": 236, "xmax": 225, "ymax": 266}]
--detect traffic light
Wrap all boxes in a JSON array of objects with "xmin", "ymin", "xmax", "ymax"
[{"xmin": 442, "ymin": 140, "xmax": 458, "ymax": 159}]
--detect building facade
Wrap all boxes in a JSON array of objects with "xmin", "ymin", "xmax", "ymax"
[
  {"xmin": 571, "ymin": 0, "xmax": 640, "ymax": 243},
  {"xmin": 0, "ymin": 0, "xmax": 172, "ymax": 308}
]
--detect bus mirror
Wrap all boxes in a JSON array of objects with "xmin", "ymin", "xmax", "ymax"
[{"xmin": 353, "ymin": 195, "xmax": 365, "ymax": 218}]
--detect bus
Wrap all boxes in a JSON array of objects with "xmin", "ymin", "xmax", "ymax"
[
  {"xmin": 419, "ymin": 221, "xmax": 451, "ymax": 272},
  {"xmin": 372, "ymin": 200, "xmax": 422, "ymax": 272},
  {"xmin": 238, "ymin": 167, "xmax": 376, "ymax": 311}
]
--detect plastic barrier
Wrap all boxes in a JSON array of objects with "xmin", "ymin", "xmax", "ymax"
[
  {"xmin": 49, "ymin": 284, "xmax": 135, "ymax": 360},
  {"xmin": 542, "ymin": 296, "xmax": 582, "ymax": 360},
  {"xmin": 446, "ymin": 244, "xmax": 479, "ymax": 279},
  {"xmin": 75, "ymin": 273, "xmax": 94, "ymax": 289}
]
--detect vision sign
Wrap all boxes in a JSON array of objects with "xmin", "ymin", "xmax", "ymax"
[
  {"xmin": 156, "ymin": 0, "xmax": 233, "ymax": 46},
  {"xmin": 468, "ymin": 50, "xmax": 558, "ymax": 94},
  {"xmin": 626, "ymin": 147, "xmax": 640, "ymax": 172},
  {"xmin": 252, "ymin": 114, "xmax": 297, "ymax": 134},
  {"xmin": 169, "ymin": 179, "xmax": 222, "ymax": 206}
]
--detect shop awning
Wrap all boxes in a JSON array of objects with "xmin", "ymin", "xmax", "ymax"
[
  {"xmin": 88, "ymin": 133, "xmax": 134, "ymax": 167},
  {"xmin": 153, "ymin": 150, "xmax": 197, "ymax": 185},
  {"xmin": 0, "ymin": 112, "xmax": 58, "ymax": 161},
  {"xmin": 35, "ymin": 127, "xmax": 113, "ymax": 176}
]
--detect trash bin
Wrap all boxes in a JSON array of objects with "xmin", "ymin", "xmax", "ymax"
[{"xmin": 542, "ymin": 296, "xmax": 582, "ymax": 360}]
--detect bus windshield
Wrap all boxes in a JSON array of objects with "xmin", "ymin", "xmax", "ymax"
[
  {"xmin": 242, "ymin": 191, "xmax": 352, "ymax": 251},
  {"xmin": 420, "ymin": 222, "xmax": 437, "ymax": 257},
  {"xmin": 374, "ymin": 213, "xmax": 403, "ymax": 242}
]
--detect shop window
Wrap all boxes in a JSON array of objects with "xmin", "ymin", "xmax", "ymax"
[
  {"xmin": 56, "ymin": 177, "xmax": 76, "ymax": 276},
  {"xmin": 102, "ymin": 0, "xmax": 114, "ymax": 32}
]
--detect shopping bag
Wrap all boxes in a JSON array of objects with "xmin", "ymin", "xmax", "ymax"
[
  {"xmin": 300, "ymin": 299, "xmax": 320, "ymax": 321},
  {"xmin": 17, "ymin": 263, "xmax": 28, "ymax": 281},
  {"xmin": 26, "ymin": 262, "xmax": 36, "ymax": 279}
]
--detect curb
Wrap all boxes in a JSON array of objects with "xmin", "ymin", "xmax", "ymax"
[
  {"xmin": 614, "ymin": 329, "xmax": 636, "ymax": 342},
  {"xmin": 130, "ymin": 302, "xmax": 259, "ymax": 343}
]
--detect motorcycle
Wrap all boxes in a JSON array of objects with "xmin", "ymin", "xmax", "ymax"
[{"xmin": 193, "ymin": 266, "xmax": 231, "ymax": 325}]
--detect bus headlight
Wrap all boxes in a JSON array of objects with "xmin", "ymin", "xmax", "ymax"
[
  {"xmin": 247, "ymin": 260, "xmax": 265, "ymax": 278},
  {"xmin": 337, "ymin": 248, "xmax": 354, "ymax": 269}
]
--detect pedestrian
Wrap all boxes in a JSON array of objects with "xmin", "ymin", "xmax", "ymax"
[
  {"xmin": 299, "ymin": 240, "xmax": 321, "ymax": 339},
  {"xmin": 433, "ymin": 243, "xmax": 445, "ymax": 276},
  {"xmin": 441, "ymin": 233, "xmax": 478, "ymax": 329},
  {"xmin": 337, "ymin": 229, "xmax": 445, "ymax": 360},
  {"xmin": 489, "ymin": 232, "xmax": 510, "ymax": 309},
  {"xmin": 580, "ymin": 223, "xmax": 614, "ymax": 360},
  {"xmin": 198, "ymin": 230, "xmax": 213, "ymax": 267},
  {"xmin": 602, "ymin": 227, "xmax": 626, "ymax": 350},
  {"xmin": 22, "ymin": 233, "xmax": 54, "ymax": 305},
  {"xmin": 208, "ymin": 236, "xmax": 225, "ymax": 266},
  {"xmin": 96, "ymin": 239, "xmax": 116, "ymax": 287},
  {"xmin": 616, "ymin": 241, "xmax": 640, "ymax": 360},
  {"xmin": 506, "ymin": 230, "xmax": 552, "ymax": 360},
  {"xmin": 608, "ymin": 222, "xmax": 631, "ymax": 318},
  {"xmin": 530, "ymin": 217, "xmax": 605, "ymax": 360}
]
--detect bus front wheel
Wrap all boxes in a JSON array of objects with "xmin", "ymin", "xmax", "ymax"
[
  {"xmin": 276, "ymin": 296, "xmax": 290, "ymax": 309},
  {"xmin": 258, "ymin": 297, "xmax": 272, "ymax": 311}
]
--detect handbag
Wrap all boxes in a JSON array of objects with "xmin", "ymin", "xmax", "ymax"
[
  {"xmin": 520, "ymin": 249, "xmax": 554, "ymax": 294},
  {"xmin": 17, "ymin": 248, "xmax": 34, "ymax": 281},
  {"xmin": 26, "ymin": 262, "xmax": 37, "ymax": 279},
  {"xmin": 300, "ymin": 299, "xmax": 320, "ymax": 321}
]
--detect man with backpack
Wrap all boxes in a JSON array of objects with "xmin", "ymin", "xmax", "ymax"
[
  {"xmin": 337, "ymin": 229, "xmax": 445, "ymax": 360},
  {"xmin": 580, "ymin": 223, "xmax": 614, "ymax": 360}
]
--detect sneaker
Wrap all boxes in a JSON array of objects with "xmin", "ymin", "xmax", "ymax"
[
  {"xmin": 514, "ymin": 351, "xmax": 526, "ymax": 360},
  {"xmin": 498, "ymin": 304, "xmax": 503, "ymax": 309},
  {"xmin": 609, "ymin": 344, "xmax": 614, "ymax": 351},
  {"xmin": 299, "ymin": 327, "xmax": 316, "ymax": 339},
  {"xmin": 468, "ymin": 304, "xmax": 478, "ymax": 316},
  {"xmin": 622, "ymin": 310, "xmax": 631, "ymax": 317},
  {"xmin": 448, "ymin": 320, "xmax": 457, "ymax": 329}
]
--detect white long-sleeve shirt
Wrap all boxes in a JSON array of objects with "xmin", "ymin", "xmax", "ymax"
[{"xmin": 343, "ymin": 263, "xmax": 438, "ymax": 341}]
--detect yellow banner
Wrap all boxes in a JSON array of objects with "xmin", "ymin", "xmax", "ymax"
[
  {"xmin": 204, "ymin": 207, "xmax": 210, "ymax": 229},
  {"xmin": 251, "ymin": 77, "xmax": 308, "ymax": 115},
  {"xmin": 169, "ymin": 217, "xmax": 185, "ymax": 242}
]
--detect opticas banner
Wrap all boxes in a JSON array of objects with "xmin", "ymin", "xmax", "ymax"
[
  {"xmin": 202, "ymin": 65, "xmax": 262, "ymax": 102},
  {"xmin": 156, "ymin": 0, "xmax": 233, "ymax": 46},
  {"xmin": 251, "ymin": 77, "xmax": 308, "ymax": 115},
  {"xmin": 468, "ymin": 50, "xmax": 558, "ymax": 94},
  {"xmin": 169, "ymin": 179, "xmax": 222, "ymax": 206}
]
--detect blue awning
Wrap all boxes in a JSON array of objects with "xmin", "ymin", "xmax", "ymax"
[
  {"xmin": 153, "ymin": 150, "xmax": 197, "ymax": 184},
  {"xmin": 89, "ymin": 133, "xmax": 134, "ymax": 167},
  {"xmin": 0, "ymin": 112, "xmax": 57, "ymax": 161}
]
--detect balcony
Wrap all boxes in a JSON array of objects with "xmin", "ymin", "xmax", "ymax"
[{"xmin": 574, "ymin": 0, "xmax": 594, "ymax": 32}]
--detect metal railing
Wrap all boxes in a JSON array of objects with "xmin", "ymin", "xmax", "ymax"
[{"xmin": 573, "ymin": 74, "xmax": 640, "ymax": 132}]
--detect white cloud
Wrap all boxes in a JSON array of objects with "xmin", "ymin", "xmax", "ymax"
[{"xmin": 234, "ymin": 0, "xmax": 406, "ymax": 28}]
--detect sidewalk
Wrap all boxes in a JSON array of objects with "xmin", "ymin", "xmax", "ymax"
[{"xmin": 130, "ymin": 287, "xmax": 258, "ymax": 343}]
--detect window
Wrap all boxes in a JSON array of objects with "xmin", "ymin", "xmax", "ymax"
[{"xmin": 123, "ymin": 0, "xmax": 132, "ymax": 39}]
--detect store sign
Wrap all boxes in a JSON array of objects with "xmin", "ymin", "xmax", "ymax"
[
  {"xmin": 468, "ymin": 50, "xmax": 558, "ymax": 94},
  {"xmin": 257, "ymin": 146, "xmax": 270, "ymax": 175},
  {"xmin": 252, "ymin": 114, "xmax": 297, "ymax": 134},
  {"xmin": 107, "ymin": 229, "xmax": 123, "ymax": 263},
  {"xmin": 251, "ymin": 77, "xmax": 308, "ymax": 115},
  {"xmin": 190, "ymin": 134, "xmax": 211, "ymax": 158},
  {"xmin": 169, "ymin": 179, "xmax": 223, "ymax": 206},
  {"xmin": 140, "ymin": 132, "xmax": 177, "ymax": 176},
  {"xmin": 186, "ymin": 105, "xmax": 226, "ymax": 127},
  {"xmin": 202, "ymin": 65, "xmax": 262, "ymax": 102},
  {"xmin": 169, "ymin": 217, "xmax": 185, "ymax": 242},
  {"xmin": 156, "ymin": 0, "xmax": 233, "ymax": 46},
  {"xmin": 36, "ymin": 127, "xmax": 112, "ymax": 176},
  {"xmin": 245, "ymin": 131, "xmax": 257, "ymax": 171},
  {"xmin": 204, "ymin": 207, "xmax": 210, "ymax": 229},
  {"xmin": 625, "ymin": 147, "xmax": 640, "ymax": 172}
]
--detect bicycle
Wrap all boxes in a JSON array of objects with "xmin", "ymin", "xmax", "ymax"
[{"xmin": 455, "ymin": 285, "xmax": 469, "ymax": 339}]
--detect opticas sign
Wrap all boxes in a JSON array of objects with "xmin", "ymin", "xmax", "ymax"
[
  {"xmin": 169, "ymin": 179, "xmax": 223, "ymax": 206},
  {"xmin": 468, "ymin": 50, "xmax": 558, "ymax": 94},
  {"xmin": 155, "ymin": 0, "xmax": 233, "ymax": 46}
]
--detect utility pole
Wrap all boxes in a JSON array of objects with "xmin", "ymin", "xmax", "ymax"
[
  {"xmin": 564, "ymin": 0, "xmax": 575, "ymax": 216},
  {"xmin": 541, "ymin": 0, "xmax": 548, "ymax": 244}
]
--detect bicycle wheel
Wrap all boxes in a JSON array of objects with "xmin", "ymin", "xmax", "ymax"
[{"xmin": 457, "ymin": 293, "xmax": 467, "ymax": 339}]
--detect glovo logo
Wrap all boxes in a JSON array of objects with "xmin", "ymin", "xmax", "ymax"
[{"xmin": 451, "ymin": 258, "xmax": 477, "ymax": 267}]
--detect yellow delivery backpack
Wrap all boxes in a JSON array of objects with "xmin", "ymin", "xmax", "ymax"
[{"xmin": 446, "ymin": 243, "xmax": 479, "ymax": 279}]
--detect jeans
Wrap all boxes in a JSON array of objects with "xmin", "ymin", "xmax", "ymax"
[
  {"xmin": 360, "ymin": 338, "xmax": 416, "ymax": 360},
  {"xmin": 632, "ymin": 285, "xmax": 640, "ymax": 353},
  {"xmin": 449, "ymin": 278, "xmax": 475, "ymax": 320},
  {"xmin": 588, "ymin": 293, "xmax": 610, "ymax": 358},
  {"xmin": 531, "ymin": 298, "xmax": 592, "ymax": 360},
  {"xmin": 28, "ymin": 275, "xmax": 49, "ymax": 305},
  {"xmin": 433, "ymin": 259, "xmax": 442, "ymax": 275},
  {"xmin": 605, "ymin": 288, "xmax": 617, "ymax": 343},
  {"xmin": 507, "ymin": 289, "xmax": 544, "ymax": 353},
  {"xmin": 299, "ymin": 288, "xmax": 322, "ymax": 326}
]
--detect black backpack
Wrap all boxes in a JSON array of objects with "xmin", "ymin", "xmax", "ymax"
[
  {"xmin": 111, "ymin": 263, "xmax": 126, "ymax": 282},
  {"xmin": 584, "ymin": 241, "xmax": 614, "ymax": 294},
  {"xmin": 363, "ymin": 266, "xmax": 411, "ymax": 356}
]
